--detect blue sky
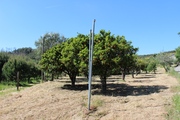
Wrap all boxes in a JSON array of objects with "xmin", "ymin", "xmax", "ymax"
[{"xmin": 0, "ymin": 0, "xmax": 180, "ymax": 55}]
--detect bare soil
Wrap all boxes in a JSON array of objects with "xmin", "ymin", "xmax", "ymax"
[{"xmin": 0, "ymin": 68, "xmax": 178, "ymax": 120}]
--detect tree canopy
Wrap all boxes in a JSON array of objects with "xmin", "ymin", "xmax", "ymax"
[
  {"xmin": 35, "ymin": 32, "xmax": 66, "ymax": 60},
  {"xmin": 40, "ymin": 34, "xmax": 89, "ymax": 86},
  {"xmin": 0, "ymin": 52, "xmax": 9, "ymax": 81},
  {"xmin": 40, "ymin": 29, "xmax": 138, "ymax": 93},
  {"xmin": 156, "ymin": 52, "xmax": 174, "ymax": 72},
  {"xmin": 2, "ymin": 55, "xmax": 40, "ymax": 83}
]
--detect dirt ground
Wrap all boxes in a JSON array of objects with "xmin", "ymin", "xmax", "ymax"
[{"xmin": 0, "ymin": 68, "xmax": 179, "ymax": 120}]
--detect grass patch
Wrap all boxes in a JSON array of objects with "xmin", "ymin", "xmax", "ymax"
[
  {"xmin": 0, "ymin": 84, "xmax": 14, "ymax": 90},
  {"xmin": 81, "ymin": 96, "xmax": 107, "ymax": 119},
  {"xmin": 170, "ymin": 86, "xmax": 180, "ymax": 93},
  {"xmin": 168, "ymin": 68, "xmax": 180, "ymax": 81},
  {"xmin": 0, "ymin": 79, "xmax": 40, "ymax": 96},
  {"xmin": 92, "ymin": 97, "xmax": 104, "ymax": 108},
  {"xmin": 173, "ymin": 95, "xmax": 180, "ymax": 112},
  {"xmin": 167, "ymin": 94, "xmax": 180, "ymax": 120},
  {"xmin": 81, "ymin": 96, "xmax": 104, "ymax": 109},
  {"xmin": 0, "ymin": 81, "xmax": 17, "ymax": 96},
  {"xmin": 0, "ymin": 88, "xmax": 17, "ymax": 96},
  {"xmin": 167, "ymin": 68, "xmax": 180, "ymax": 120}
]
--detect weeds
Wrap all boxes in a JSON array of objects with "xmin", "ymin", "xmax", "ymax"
[
  {"xmin": 97, "ymin": 110, "xmax": 108, "ymax": 118},
  {"xmin": 92, "ymin": 97, "xmax": 104, "ymax": 108},
  {"xmin": 167, "ymin": 69, "xmax": 180, "ymax": 120},
  {"xmin": 0, "ymin": 79, "xmax": 40, "ymax": 96},
  {"xmin": 0, "ymin": 83, "xmax": 14, "ymax": 91}
]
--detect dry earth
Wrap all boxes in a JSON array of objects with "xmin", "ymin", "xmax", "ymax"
[{"xmin": 0, "ymin": 68, "xmax": 179, "ymax": 120}]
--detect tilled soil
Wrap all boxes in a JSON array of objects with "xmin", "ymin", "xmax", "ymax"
[{"xmin": 0, "ymin": 68, "xmax": 178, "ymax": 120}]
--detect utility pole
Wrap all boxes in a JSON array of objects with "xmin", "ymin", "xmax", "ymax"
[{"xmin": 88, "ymin": 19, "xmax": 96, "ymax": 110}]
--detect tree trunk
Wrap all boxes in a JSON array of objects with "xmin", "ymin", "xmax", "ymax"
[
  {"xmin": 122, "ymin": 71, "xmax": 126, "ymax": 81},
  {"xmin": 132, "ymin": 71, "xmax": 134, "ymax": 78},
  {"xmin": 100, "ymin": 76, "xmax": 107, "ymax": 94},
  {"xmin": 28, "ymin": 77, "xmax": 31, "ymax": 83},
  {"xmin": 51, "ymin": 73, "xmax": 54, "ymax": 81},
  {"xmin": 153, "ymin": 70, "xmax": 156, "ymax": 74},
  {"xmin": 70, "ymin": 75, "xmax": 76, "ymax": 87},
  {"xmin": 163, "ymin": 65, "xmax": 169, "ymax": 72},
  {"xmin": 16, "ymin": 72, "xmax": 20, "ymax": 91}
]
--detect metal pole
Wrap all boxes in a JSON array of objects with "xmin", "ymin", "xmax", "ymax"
[
  {"xmin": 88, "ymin": 29, "xmax": 92, "ymax": 110},
  {"xmin": 88, "ymin": 19, "xmax": 96, "ymax": 110},
  {"xmin": 41, "ymin": 38, "xmax": 45, "ymax": 82}
]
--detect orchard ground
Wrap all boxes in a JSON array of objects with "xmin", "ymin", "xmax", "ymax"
[{"xmin": 0, "ymin": 68, "xmax": 178, "ymax": 120}]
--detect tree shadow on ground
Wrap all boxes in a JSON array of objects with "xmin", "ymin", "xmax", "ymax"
[
  {"xmin": 92, "ymin": 83, "xmax": 168, "ymax": 97},
  {"xmin": 134, "ymin": 74, "xmax": 155, "ymax": 79},
  {"xmin": 19, "ymin": 83, "xmax": 33, "ymax": 87},
  {"xmin": 128, "ymin": 80, "xmax": 156, "ymax": 83},
  {"xmin": 61, "ymin": 84, "xmax": 100, "ymax": 91},
  {"xmin": 60, "ymin": 83, "xmax": 168, "ymax": 97},
  {"xmin": 56, "ymin": 77, "xmax": 88, "ymax": 84}
]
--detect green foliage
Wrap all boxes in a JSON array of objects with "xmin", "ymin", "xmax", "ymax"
[
  {"xmin": 175, "ymin": 46, "xmax": 180, "ymax": 63},
  {"xmin": 0, "ymin": 52, "xmax": 9, "ymax": 81},
  {"xmin": 12, "ymin": 47, "xmax": 33, "ymax": 55},
  {"xmin": 40, "ymin": 29, "xmax": 138, "ymax": 93},
  {"xmin": 173, "ymin": 94, "xmax": 180, "ymax": 111},
  {"xmin": 60, "ymin": 34, "xmax": 89, "ymax": 85},
  {"xmin": 113, "ymin": 36, "xmax": 138, "ymax": 80},
  {"xmin": 167, "ymin": 95, "xmax": 180, "ymax": 120},
  {"xmin": 169, "ymin": 69, "xmax": 180, "ymax": 81},
  {"xmin": 40, "ymin": 44, "xmax": 62, "ymax": 72},
  {"xmin": 35, "ymin": 32, "xmax": 66, "ymax": 60},
  {"xmin": 136, "ymin": 58, "xmax": 149, "ymax": 72},
  {"xmin": 156, "ymin": 52, "xmax": 174, "ymax": 72},
  {"xmin": 0, "ymin": 82, "xmax": 14, "ymax": 90},
  {"xmin": 39, "ymin": 43, "xmax": 64, "ymax": 81},
  {"xmin": 11, "ymin": 47, "xmax": 39, "ymax": 62},
  {"xmin": 2, "ymin": 55, "xmax": 40, "ymax": 82},
  {"xmin": 146, "ymin": 57, "xmax": 157, "ymax": 73},
  {"xmin": 167, "ymin": 69, "xmax": 180, "ymax": 119},
  {"xmin": 93, "ymin": 30, "xmax": 116, "ymax": 77},
  {"xmin": 92, "ymin": 30, "xmax": 138, "ymax": 92},
  {"xmin": 91, "ymin": 30, "xmax": 118, "ymax": 93},
  {"xmin": 40, "ymin": 34, "xmax": 89, "ymax": 85}
]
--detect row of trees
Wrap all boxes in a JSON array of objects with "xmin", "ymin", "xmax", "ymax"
[
  {"xmin": 0, "ymin": 33, "xmax": 65, "ymax": 83},
  {"xmin": 0, "ymin": 32, "xmax": 66, "ymax": 84},
  {"xmin": 39, "ymin": 30, "xmax": 178, "ymax": 93},
  {"xmin": 0, "ymin": 53, "xmax": 40, "ymax": 83},
  {"xmin": 40, "ymin": 30, "xmax": 139, "ymax": 93},
  {"xmin": 0, "ymin": 31, "xmax": 178, "ymax": 93}
]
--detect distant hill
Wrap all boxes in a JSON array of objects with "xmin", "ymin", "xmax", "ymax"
[{"xmin": 139, "ymin": 50, "xmax": 175, "ymax": 58}]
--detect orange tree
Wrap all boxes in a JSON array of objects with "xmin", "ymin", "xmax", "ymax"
[
  {"xmin": 92, "ymin": 30, "xmax": 117, "ymax": 93},
  {"xmin": 39, "ymin": 44, "xmax": 64, "ymax": 81},
  {"xmin": 90, "ymin": 30, "xmax": 138, "ymax": 93},
  {"xmin": 60, "ymin": 34, "xmax": 89, "ymax": 86},
  {"xmin": 40, "ymin": 30, "xmax": 138, "ymax": 93},
  {"xmin": 40, "ymin": 34, "xmax": 89, "ymax": 86},
  {"xmin": 113, "ymin": 36, "xmax": 138, "ymax": 80}
]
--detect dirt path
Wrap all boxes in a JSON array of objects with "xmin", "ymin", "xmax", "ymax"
[{"xmin": 0, "ymin": 68, "xmax": 178, "ymax": 120}]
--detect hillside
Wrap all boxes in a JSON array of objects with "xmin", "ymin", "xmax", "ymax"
[
  {"xmin": 139, "ymin": 50, "xmax": 175, "ymax": 58},
  {"xmin": 0, "ymin": 68, "xmax": 178, "ymax": 120}
]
